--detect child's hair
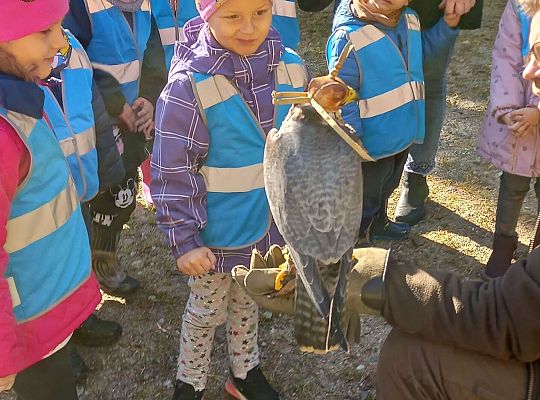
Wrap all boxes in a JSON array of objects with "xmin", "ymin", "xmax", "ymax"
[
  {"xmin": 0, "ymin": 48, "xmax": 35, "ymax": 81},
  {"xmin": 518, "ymin": 0, "xmax": 540, "ymax": 15}
]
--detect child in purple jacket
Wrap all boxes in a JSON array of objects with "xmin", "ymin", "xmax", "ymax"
[
  {"xmin": 477, "ymin": 0, "xmax": 540, "ymax": 278},
  {"xmin": 150, "ymin": 0, "xmax": 307, "ymax": 398}
]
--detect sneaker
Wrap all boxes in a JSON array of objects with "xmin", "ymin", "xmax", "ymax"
[
  {"xmin": 371, "ymin": 220, "xmax": 411, "ymax": 241},
  {"xmin": 72, "ymin": 313, "xmax": 122, "ymax": 347},
  {"xmin": 225, "ymin": 366, "xmax": 280, "ymax": 400},
  {"xmin": 172, "ymin": 381, "xmax": 204, "ymax": 400}
]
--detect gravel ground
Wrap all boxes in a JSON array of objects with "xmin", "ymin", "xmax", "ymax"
[{"xmin": 4, "ymin": 0, "xmax": 535, "ymax": 399}]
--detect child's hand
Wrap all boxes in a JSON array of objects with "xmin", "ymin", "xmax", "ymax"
[
  {"xmin": 507, "ymin": 107, "xmax": 540, "ymax": 137},
  {"xmin": 118, "ymin": 103, "xmax": 137, "ymax": 132},
  {"xmin": 177, "ymin": 247, "xmax": 216, "ymax": 276},
  {"xmin": 443, "ymin": 13, "xmax": 461, "ymax": 28},
  {"xmin": 0, "ymin": 374, "xmax": 16, "ymax": 392},
  {"xmin": 132, "ymin": 97, "xmax": 154, "ymax": 138}
]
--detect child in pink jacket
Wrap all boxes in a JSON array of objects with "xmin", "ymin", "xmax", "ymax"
[{"xmin": 477, "ymin": 0, "xmax": 540, "ymax": 278}]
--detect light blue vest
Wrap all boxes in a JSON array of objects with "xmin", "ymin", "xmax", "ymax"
[
  {"xmin": 190, "ymin": 49, "xmax": 307, "ymax": 249},
  {"xmin": 42, "ymin": 32, "xmax": 99, "ymax": 202},
  {"xmin": 150, "ymin": 0, "xmax": 199, "ymax": 69},
  {"xmin": 272, "ymin": 0, "xmax": 300, "ymax": 50},
  {"xmin": 339, "ymin": 9, "xmax": 425, "ymax": 159},
  {"xmin": 1, "ymin": 109, "xmax": 92, "ymax": 323},
  {"xmin": 84, "ymin": 0, "xmax": 152, "ymax": 105}
]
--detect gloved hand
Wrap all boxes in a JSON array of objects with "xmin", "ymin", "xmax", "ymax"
[
  {"xmin": 348, "ymin": 247, "xmax": 391, "ymax": 315},
  {"xmin": 231, "ymin": 245, "xmax": 296, "ymax": 315}
]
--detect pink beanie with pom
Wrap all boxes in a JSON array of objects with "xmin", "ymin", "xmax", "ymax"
[{"xmin": 0, "ymin": 0, "xmax": 69, "ymax": 43}]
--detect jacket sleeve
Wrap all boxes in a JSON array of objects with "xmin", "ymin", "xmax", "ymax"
[
  {"xmin": 91, "ymin": 80, "xmax": 125, "ymax": 191},
  {"xmin": 421, "ymin": 18, "xmax": 460, "ymax": 63},
  {"xmin": 0, "ymin": 121, "xmax": 29, "ymax": 377},
  {"xmin": 150, "ymin": 75, "xmax": 209, "ymax": 259},
  {"xmin": 487, "ymin": 1, "xmax": 529, "ymax": 120},
  {"xmin": 326, "ymin": 29, "xmax": 364, "ymax": 139},
  {"xmin": 139, "ymin": 16, "xmax": 167, "ymax": 106},
  {"xmin": 383, "ymin": 248, "xmax": 540, "ymax": 363}
]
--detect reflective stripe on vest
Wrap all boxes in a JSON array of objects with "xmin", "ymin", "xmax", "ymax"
[
  {"xmin": 340, "ymin": 9, "xmax": 425, "ymax": 159},
  {"xmin": 84, "ymin": 0, "xmax": 151, "ymax": 105},
  {"xmin": 42, "ymin": 32, "xmax": 98, "ymax": 201},
  {"xmin": 191, "ymin": 50, "xmax": 306, "ymax": 248},
  {"xmin": 272, "ymin": 0, "xmax": 300, "ymax": 50},
  {"xmin": 150, "ymin": 0, "xmax": 199, "ymax": 68},
  {"xmin": 1, "ymin": 109, "xmax": 92, "ymax": 322}
]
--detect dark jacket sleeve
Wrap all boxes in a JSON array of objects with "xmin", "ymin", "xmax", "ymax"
[
  {"xmin": 64, "ymin": 0, "xmax": 128, "ymax": 116},
  {"xmin": 91, "ymin": 80, "xmax": 125, "ymax": 190},
  {"xmin": 409, "ymin": 0, "xmax": 483, "ymax": 30},
  {"xmin": 383, "ymin": 248, "xmax": 540, "ymax": 363},
  {"xmin": 139, "ymin": 17, "xmax": 167, "ymax": 106},
  {"xmin": 298, "ymin": 0, "xmax": 333, "ymax": 12}
]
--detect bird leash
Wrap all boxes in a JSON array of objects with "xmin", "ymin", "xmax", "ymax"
[
  {"xmin": 529, "ymin": 211, "xmax": 540, "ymax": 253},
  {"xmin": 272, "ymin": 43, "xmax": 375, "ymax": 162}
]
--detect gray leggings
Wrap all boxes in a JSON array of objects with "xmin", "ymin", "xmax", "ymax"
[{"xmin": 495, "ymin": 172, "xmax": 540, "ymax": 236}]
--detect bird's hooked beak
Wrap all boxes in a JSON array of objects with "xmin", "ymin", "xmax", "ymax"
[{"xmin": 343, "ymin": 85, "xmax": 358, "ymax": 105}]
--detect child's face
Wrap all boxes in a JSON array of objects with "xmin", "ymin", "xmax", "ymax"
[
  {"xmin": 370, "ymin": 0, "xmax": 408, "ymax": 13},
  {"xmin": 0, "ymin": 20, "xmax": 67, "ymax": 80},
  {"xmin": 208, "ymin": 0, "xmax": 273, "ymax": 57}
]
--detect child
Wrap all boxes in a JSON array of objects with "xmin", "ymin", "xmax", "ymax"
[
  {"xmin": 151, "ymin": 0, "xmax": 301, "ymax": 70},
  {"xmin": 150, "ymin": 0, "xmax": 307, "ymax": 398},
  {"xmin": 477, "ymin": 0, "xmax": 540, "ymax": 278},
  {"xmin": 327, "ymin": 0, "xmax": 460, "ymax": 242},
  {"xmin": 63, "ymin": 0, "xmax": 167, "ymax": 295},
  {"xmin": 0, "ymin": 0, "xmax": 101, "ymax": 398}
]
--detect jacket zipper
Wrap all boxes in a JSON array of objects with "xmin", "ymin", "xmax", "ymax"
[
  {"xmin": 527, "ymin": 362, "xmax": 534, "ymax": 400},
  {"xmin": 121, "ymin": 10, "xmax": 143, "ymax": 104}
]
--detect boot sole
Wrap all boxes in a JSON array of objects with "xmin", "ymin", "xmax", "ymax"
[{"xmin": 225, "ymin": 378, "xmax": 248, "ymax": 400}]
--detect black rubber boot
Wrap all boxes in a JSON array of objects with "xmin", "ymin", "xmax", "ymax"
[
  {"xmin": 371, "ymin": 200, "xmax": 411, "ymax": 241},
  {"xmin": 92, "ymin": 228, "xmax": 140, "ymax": 295},
  {"xmin": 69, "ymin": 346, "xmax": 88, "ymax": 382},
  {"xmin": 485, "ymin": 233, "xmax": 518, "ymax": 278},
  {"xmin": 72, "ymin": 313, "xmax": 122, "ymax": 347},
  {"xmin": 395, "ymin": 172, "xmax": 429, "ymax": 226},
  {"xmin": 172, "ymin": 381, "xmax": 204, "ymax": 400},
  {"xmin": 225, "ymin": 366, "xmax": 280, "ymax": 400}
]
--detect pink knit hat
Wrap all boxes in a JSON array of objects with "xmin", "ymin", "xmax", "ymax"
[
  {"xmin": 0, "ymin": 0, "xmax": 69, "ymax": 43},
  {"xmin": 195, "ymin": 0, "xmax": 232, "ymax": 21}
]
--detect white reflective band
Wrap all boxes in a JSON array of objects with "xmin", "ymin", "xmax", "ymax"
[
  {"xmin": 359, "ymin": 81, "xmax": 424, "ymax": 119},
  {"xmin": 276, "ymin": 61, "xmax": 306, "ymax": 89},
  {"xmin": 92, "ymin": 60, "xmax": 141, "ymax": 85},
  {"xmin": 67, "ymin": 47, "xmax": 93, "ymax": 70},
  {"xmin": 273, "ymin": 0, "xmax": 297, "ymax": 17},
  {"xmin": 200, "ymin": 164, "xmax": 264, "ymax": 193},
  {"xmin": 405, "ymin": 13, "xmax": 421, "ymax": 31},
  {"xmin": 59, "ymin": 128, "xmax": 96, "ymax": 157},
  {"xmin": 7, "ymin": 277, "xmax": 21, "ymax": 308},
  {"xmin": 86, "ymin": 0, "xmax": 114, "ymax": 14},
  {"xmin": 5, "ymin": 179, "xmax": 80, "ymax": 254},
  {"xmin": 349, "ymin": 25, "xmax": 385, "ymax": 51},
  {"xmin": 158, "ymin": 26, "xmax": 186, "ymax": 46},
  {"xmin": 196, "ymin": 75, "xmax": 237, "ymax": 110},
  {"xmin": 6, "ymin": 111, "xmax": 37, "ymax": 140}
]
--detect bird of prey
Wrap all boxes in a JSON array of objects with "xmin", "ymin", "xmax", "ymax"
[{"xmin": 264, "ymin": 76, "xmax": 365, "ymax": 353}]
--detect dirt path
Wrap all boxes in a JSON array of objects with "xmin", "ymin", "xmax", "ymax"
[{"xmin": 3, "ymin": 1, "xmax": 533, "ymax": 399}]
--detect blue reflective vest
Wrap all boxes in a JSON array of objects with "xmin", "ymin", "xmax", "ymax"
[
  {"xmin": 84, "ymin": 0, "xmax": 152, "ymax": 105},
  {"xmin": 516, "ymin": 2, "xmax": 532, "ymax": 57},
  {"xmin": 1, "ymin": 109, "xmax": 92, "ymax": 323},
  {"xmin": 337, "ymin": 9, "xmax": 425, "ymax": 159},
  {"xmin": 42, "ymin": 32, "xmax": 98, "ymax": 202},
  {"xmin": 190, "ymin": 49, "xmax": 307, "ymax": 249},
  {"xmin": 150, "ymin": 0, "xmax": 199, "ymax": 69},
  {"xmin": 272, "ymin": 0, "xmax": 300, "ymax": 50}
]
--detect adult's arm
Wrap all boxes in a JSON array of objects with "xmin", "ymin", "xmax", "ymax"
[{"xmin": 139, "ymin": 16, "xmax": 167, "ymax": 106}]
